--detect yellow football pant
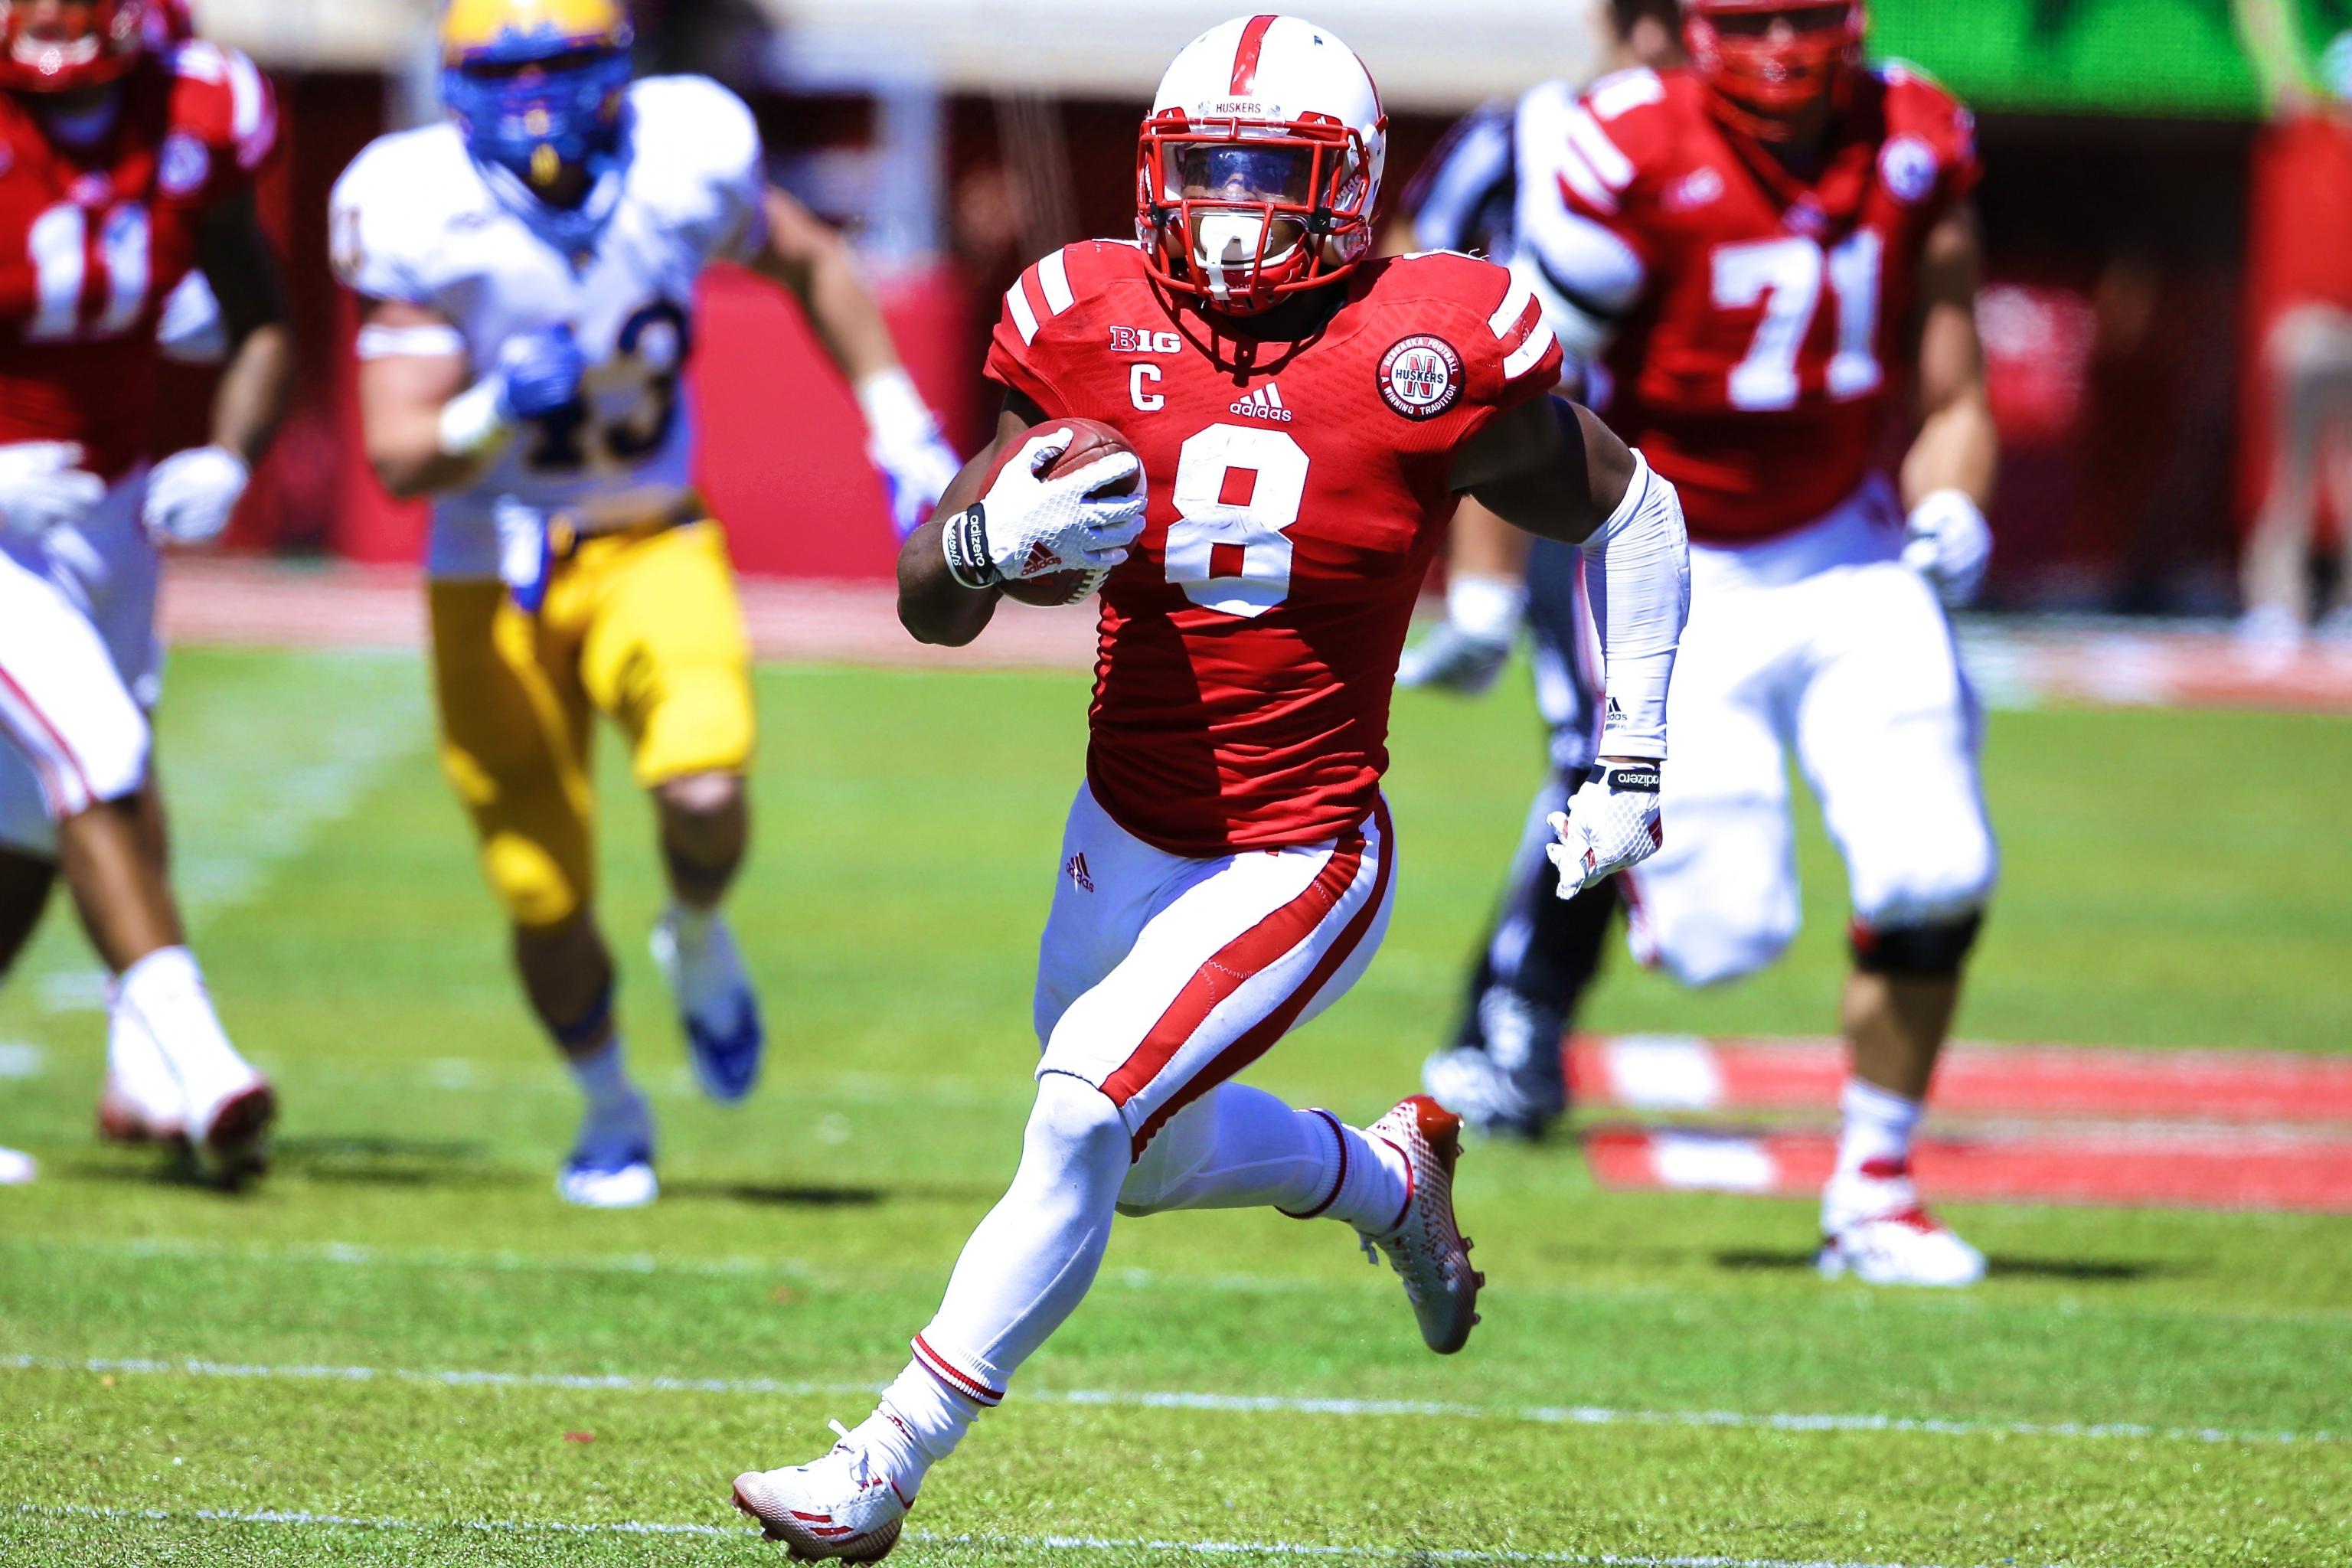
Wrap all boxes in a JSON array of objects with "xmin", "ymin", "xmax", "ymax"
[{"xmin": 428, "ymin": 520, "xmax": 755, "ymax": 930}]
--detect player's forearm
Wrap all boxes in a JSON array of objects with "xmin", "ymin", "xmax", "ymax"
[
  {"xmin": 361, "ymin": 408, "xmax": 492, "ymax": 501},
  {"xmin": 1581, "ymin": 452, "xmax": 1690, "ymax": 761},
  {"xmin": 757, "ymin": 222, "xmax": 903, "ymax": 390},
  {"xmin": 208, "ymin": 321, "xmax": 292, "ymax": 467},
  {"xmin": 897, "ymin": 514, "xmax": 1001, "ymax": 645},
  {"xmin": 1901, "ymin": 393, "xmax": 1999, "ymax": 513}
]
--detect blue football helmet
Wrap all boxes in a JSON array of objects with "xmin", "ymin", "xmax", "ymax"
[{"xmin": 440, "ymin": 0, "xmax": 634, "ymax": 192}]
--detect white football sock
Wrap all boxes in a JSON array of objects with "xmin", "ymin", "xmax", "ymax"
[
  {"xmin": 1835, "ymin": 1078, "xmax": 1923, "ymax": 1179},
  {"xmin": 115, "ymin": 947, "xmax": 253, "ymax": 1116},
  {"xmin": 1300, "ymin": 1109, "xmax": 1413, "ymax": 1234},
  {"xmin": 567, "ymin": 1038, "xmax": 649, "ymax": 1163},
  {"xmin": 867, "ymin": 1073, "xmax": 1125, "ymax": 1495},
  {"xmin": 106, "ymin": 989, "xmax": 187, "ymax": 1126},
  {"xmin": 664, "ymin": 901, "xmax": 717, "ymax": 952}
]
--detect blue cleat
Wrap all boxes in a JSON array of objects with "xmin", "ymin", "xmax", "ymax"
[{"xmin": 651, "ymin": 909, "xmax": 766, "ymax": 1103}]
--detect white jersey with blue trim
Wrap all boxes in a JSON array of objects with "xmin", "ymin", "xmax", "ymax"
[{"xmin": 330, "ymin": 75, "xmax": 769, "ymax": 579}]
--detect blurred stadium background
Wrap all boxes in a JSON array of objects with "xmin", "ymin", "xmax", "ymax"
[
  {"xmin": 7, "ymin": 5, "xmax": 2352, "ymax": 1565},
  {"xmin": 171, "ymin": 0, "xmax": 2346, "ymax": 612}
]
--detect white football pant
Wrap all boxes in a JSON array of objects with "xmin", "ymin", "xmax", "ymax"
[
  {"xmin": 907, "ymin": 782, "xmax": 1399, "ymax": 1407},
  {"xmin": 1623, "ymin": 479, "xmax": 1998, "ymax": 985},
  {"xmin": 0, "ymin": 470, "xmax": 158, "ymax": 857}
]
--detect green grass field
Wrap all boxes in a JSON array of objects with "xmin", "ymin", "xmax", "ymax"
[{"xmin": 2, "ymin": 645, "xmax": 2349, "ymax": 1567}]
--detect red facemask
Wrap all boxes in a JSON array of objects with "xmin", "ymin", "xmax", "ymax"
[
  {"xmin": 1684, "ymin": 0, "xmax": 1865, "ymax": 142},
  {"xmin": 1135, "ymin": 109, "xmax": 1378, "ymax": 316}
]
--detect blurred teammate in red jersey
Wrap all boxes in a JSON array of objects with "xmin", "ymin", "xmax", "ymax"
[
  {"xmin": 2239, "ymin": 0, "xmax": 2352, "ymax": 645},
  {"xmin": 729, "ymin": 15, "xmax": 1690, "ymax": 1556},
  {"xmin": 0, "ymin": 0, "xmax": 292, "ymax": 1186},
  {"xmin": 1484, "ymin": 0, "xmax": 2001, "ymax": 1283}
]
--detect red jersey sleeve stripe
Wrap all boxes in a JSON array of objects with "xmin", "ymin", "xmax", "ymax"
[
  {"xmin": 1554, "ymin": 139, "xmax": 1620, "ymax": 216},
  {"xmin": 1004, "ymin": 270, "xmax": 1043, "ymax": 345},
  {"xmin": 1563, "ymin": 103, "xmax": 1636, "ymax": 192},
  {"xmin": 1230, "ymin": 15, "xmax": 1278, "ymax": 95},
  {"xmin": 1487, "ymin": 274, "xmax": 1539, "ymax": 341}
]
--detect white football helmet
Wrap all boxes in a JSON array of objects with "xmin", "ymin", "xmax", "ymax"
[{"xmin": 1136, "ymin": 13, "xmax": 1388, "ymax": 315}]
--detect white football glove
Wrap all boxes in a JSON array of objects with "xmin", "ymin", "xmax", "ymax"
[
  {"xmin": 1547, "ymin": 761, "xmax": 1664, "ymax": 900},
  {"xmin": 0, "ymin": 441, "xmax": 106, "ymax": 537},
  {"xmin": 144, "ymin": 446, "xmax": 250, "ymax": 546},
  {"xmin": 1901, "ymin": 489, "xmax": 1991, "ymax": 608},
  {"xmin": 942, "ymin": 427, "xmax": 1146, "ymax": 589},
  {"xmin": 858, "ymin": 368, "xmax": 964, "ymax": 541}
]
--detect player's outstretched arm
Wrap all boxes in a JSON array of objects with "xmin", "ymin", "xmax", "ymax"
[
  {"xmin": 749, "ymin": 186, "xmax": 962, "ymax": 537},
  {"xmin": 196, "ymin": 191, "xmax": 293, "ymax": 472},
  {"xmin": 142, "ymin": 192, "xmax": 295, "ymax": 547},
  {"xmin": 1899, "ymin": 204, "xmax": 2001, "ymax": 607},
  {"xmin": 1454, "ymin": 396, "xmax": 1691, "ymax": 898}
]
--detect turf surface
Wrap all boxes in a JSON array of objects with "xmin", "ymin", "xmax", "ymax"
[{"xmin": 2, "ymin": 646, "xmax": 2348, "ymax": 1566}]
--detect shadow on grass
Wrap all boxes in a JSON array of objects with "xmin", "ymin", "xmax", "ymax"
[
  {"xmin": 660, "ymin": 1179, "xmax": 887, "ymax": 1208},
  {"xmin": 1712, "ymin": 1247, "xmax": 2169, "ymax": 1282}
]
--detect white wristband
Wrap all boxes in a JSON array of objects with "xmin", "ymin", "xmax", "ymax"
[
  {"xmin": 437, "ymin": 374, "xmax": 517, "ymax": 460},
  {"xmin": 854, "ymin": 367, "xmax": 935, "ymax": 446}
]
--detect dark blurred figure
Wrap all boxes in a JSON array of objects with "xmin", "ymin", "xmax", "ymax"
[
  {"xmin": 2239, "ymin": 0, "xmax": 2352, "ymax": 645},
  {"xmin": 1389, "ymin": 0, "xmax": 1683, "ymax": 1142}
]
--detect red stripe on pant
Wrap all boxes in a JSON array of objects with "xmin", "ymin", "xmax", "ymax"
[
  {"xmin": 0, "ymin": 663, "xmax": 92, "ymax": 815},
  {"xmin": 1109, "ymin": 798, "xmax": 1395, "ymax": 1158}
]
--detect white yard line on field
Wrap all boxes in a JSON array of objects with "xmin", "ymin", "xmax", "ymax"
[
  {"xmin": 1, "ymin": 1352, "xmax": 2334, "ymax": 1450},
  {"xmin": 0, "ymin": 1042, "xmax": 41, "ymax": 1078},
  {"xmin": 23, "ymin": 1234, "xmax": 2352, "ymax": 1334},
  {"xmin": 11, "ymin": 1501, "xmax": 2001, "ymax": 1568}
]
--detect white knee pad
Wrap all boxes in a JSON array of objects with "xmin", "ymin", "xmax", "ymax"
[{"xmin": 1116, "ymin": 1095, "xmax": 1217, "ymax": 1217}]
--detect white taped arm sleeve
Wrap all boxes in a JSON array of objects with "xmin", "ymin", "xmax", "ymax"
[{"xmin": 1582, "ymin": 452, "xmax": 1689, "ymax": 759}]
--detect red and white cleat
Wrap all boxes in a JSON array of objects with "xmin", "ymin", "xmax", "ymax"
[
  {"xmin": 188, "ymin": 1075, "xmax": 275, "ymax": 1189},
  {"xmin": 1359, "ymin": 1095, "xmax": 1485, "ymax": 1354},
  {"xmin": 733, "ymin": 1423, "xmax": 913, "ymax": 1563},
  {"xmin": 96, "ymin": 1086, "xmax": 186, "ymax": 1147},
  {"xmin": 1818, "ymin": 1160, "xmax": 1985, "ymax": 1288}
]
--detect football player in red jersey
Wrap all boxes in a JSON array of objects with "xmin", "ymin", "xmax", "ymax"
[
  {"xmin": 1494, "ymin": 0, "xmax": 2002, "ymax": 1283},
  {"xmin": 0, "ymin": 0, "xmax": 292, "ymax": 1185},
  {"xmin": 730, "ymin": 15, "xmax": 1690, "ymax": 1556}
]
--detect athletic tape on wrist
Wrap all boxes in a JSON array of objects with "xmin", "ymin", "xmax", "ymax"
[{"xmin": 941, "ymin": 502, "xmax": 998, "ymax": 590}]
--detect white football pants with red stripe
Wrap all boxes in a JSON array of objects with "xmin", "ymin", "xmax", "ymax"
[
  {"xmin": 900, "ymin": 783, "xmax": 1399, "ymax": 1421},
  {"xmin": 0, "ymin": 534, "xmax": 153, "ymax": 855},
  {"xmin": 0, "ymin": 474, "xmax": 159, "ymax": 857}
]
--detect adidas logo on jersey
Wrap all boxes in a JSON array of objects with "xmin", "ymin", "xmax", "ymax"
[{"xmin": 1229, "ymin": 384, "xmax": 1293, "ymax": 423}]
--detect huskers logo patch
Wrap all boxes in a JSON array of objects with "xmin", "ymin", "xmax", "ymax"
[
  {"xmin": 159, "ymin": 132, "xmax": 212, "ymax": 198},
  {"xmin": 1378, "ymin": 335, "xmax": 1463, "ymax": 420},
  {"xmin": 1880, "ymin": 135, "xmax": 1939, "ymax": 206}
]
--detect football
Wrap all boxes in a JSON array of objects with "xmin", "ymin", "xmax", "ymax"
[{"xmin": 992, "ymin": 418, "xmax": 1142, "ymax": 607}]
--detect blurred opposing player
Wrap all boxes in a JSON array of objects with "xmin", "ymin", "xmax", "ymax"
[
  {"xmin": 0, "ymin": 0, "xmax": 292, "ymax": 1184},
  {"xmin": 332, "ymin": 0, "xmax": 963, "ymax": 1208},
  {"xmin": 729, "ymin": 15, "xmax": 1689, "ymax": 1555},
  {"xmin": 1480, "ymin": 0, "xmax": 2003, "ymax": 1284},
  {"xmin": 1400, "ymin": 0, "xmax": 1684, "ymax": 1142}
]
